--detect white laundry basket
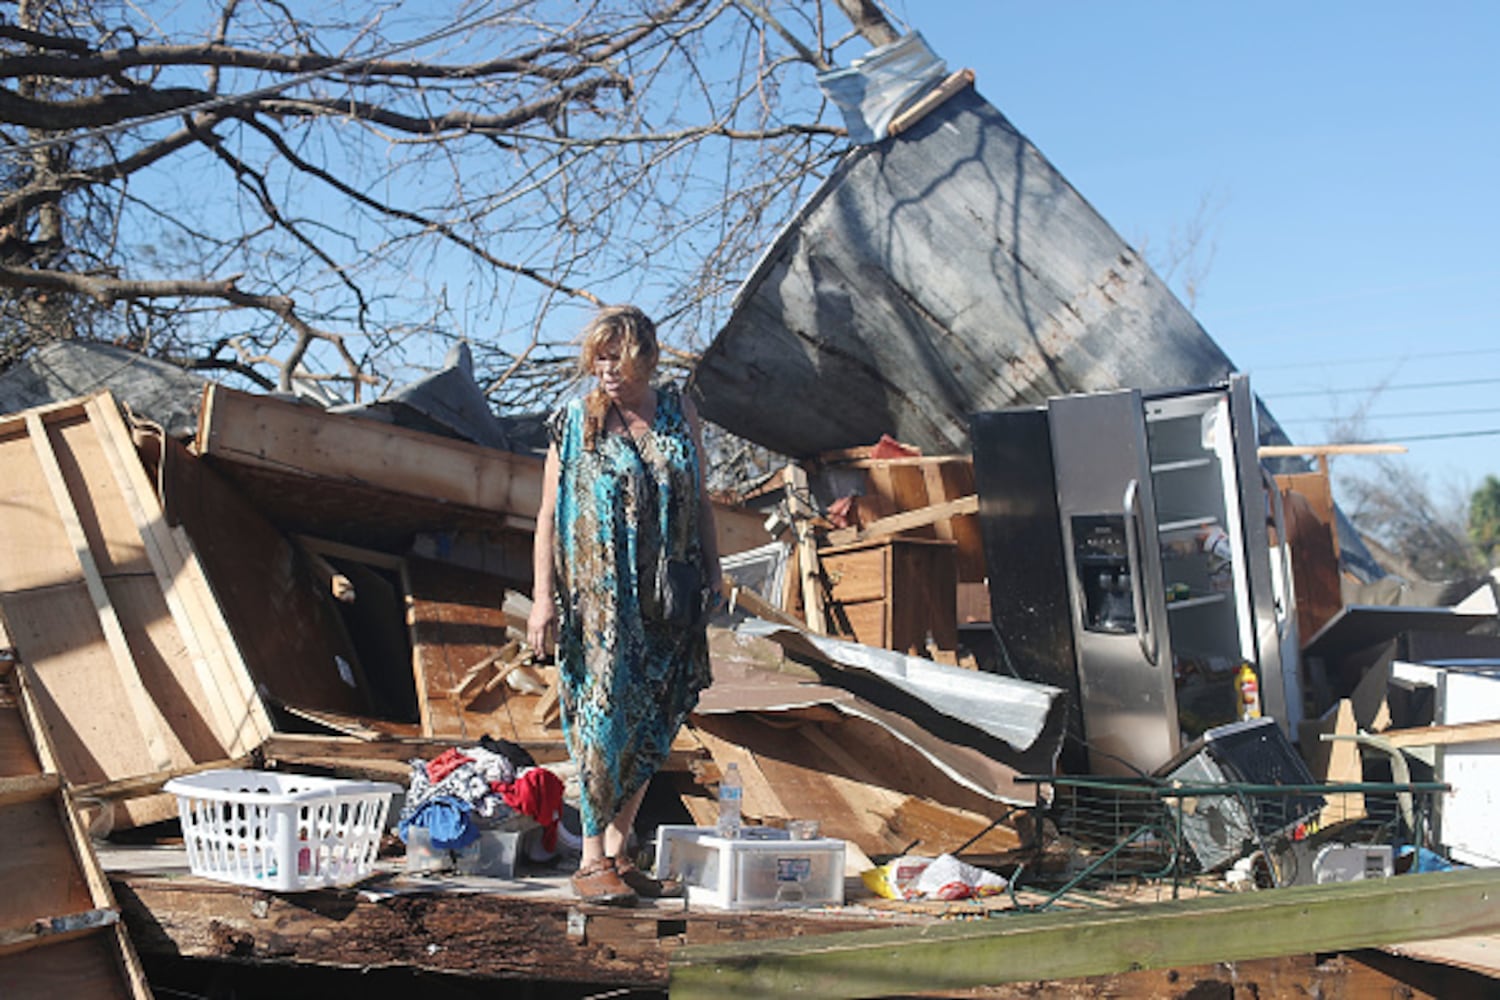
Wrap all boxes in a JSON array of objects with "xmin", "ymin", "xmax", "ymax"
[{"xmin": 165, "ymin": 769, "xmax": 399, "ymax": 892}]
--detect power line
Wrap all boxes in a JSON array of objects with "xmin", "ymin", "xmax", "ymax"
[
  {"xmin": 1278, "ymin": 407, "xmax": 1500, "ymax": 423},
  {"xmin": 1249, "ymin": 345, "xmax": 1500, "ymax": 371},
  {"xmin": 1264, "ymin": 376, "xmax": 1500, "ymax": 399},
  {"xmin": 1357, "ymin": 428, "xmax": 1500, "ymax": 444}
]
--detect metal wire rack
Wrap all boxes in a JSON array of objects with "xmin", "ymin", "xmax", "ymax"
[{"xmin": 1008, "ymin": 775, "xmax": 1448, "ymax": 911}]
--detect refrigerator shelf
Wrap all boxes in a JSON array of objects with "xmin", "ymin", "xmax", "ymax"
[
  {"xmin": 1150, "ymin": 457, "xmax": 1212, "ymax": 474},
  {"xmin": 1158, "ymin": 515, "xmax": 1218, "ymax": 534},
  {"xmin": 1165, "ymin": 593, "xmax": 1226, "ymax": 612}
]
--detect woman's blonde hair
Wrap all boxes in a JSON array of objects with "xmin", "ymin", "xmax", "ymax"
[
  {"xmin": 578, "ymin": 304, "xmax": 659, "ymax": 382},
  {"xmin": 579, "ymin": 304, "xmax": 660, "ymax": 450}
]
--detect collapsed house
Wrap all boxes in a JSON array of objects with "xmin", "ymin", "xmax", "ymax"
[{"xmin": 3, "ymin": 55, "xmax": 1500, "ymax": 999}]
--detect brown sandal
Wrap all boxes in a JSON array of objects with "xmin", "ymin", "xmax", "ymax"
[
  {"xmin": 570, "ymin": 856, "xmax": 637, "ymax": 906},
  {"xmin": 614, "ymin": 854, "xmax": 685, "ymax": 899}
]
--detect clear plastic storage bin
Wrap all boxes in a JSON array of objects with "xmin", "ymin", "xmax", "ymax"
[
  {"xmin": 165, "ymin": 769, "xmax": 399, "ymax": 892},
  {"xmin": 655, "ymin": 825, "xmax": 845, "ymax": 910}
]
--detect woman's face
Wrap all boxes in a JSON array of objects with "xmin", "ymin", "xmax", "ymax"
[{"xmin": 594, "ymin": 336, "xmax": 648, "ymax": 405}]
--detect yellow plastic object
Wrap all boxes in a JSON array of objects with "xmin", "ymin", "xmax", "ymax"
[{"xmin": 1235, "ymin": 663, "xmax": 1262, "ymax": 720}]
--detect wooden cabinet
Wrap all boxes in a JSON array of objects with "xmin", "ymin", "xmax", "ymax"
[{"xmin": 819, "ymin": 537, "xmax": 958, "ymax": 657}]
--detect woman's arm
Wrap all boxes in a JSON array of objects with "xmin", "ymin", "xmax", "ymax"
[
  {"xmin": 527, "ymin": 442, "xmax": 562, "ymax": 655},
  {"xmin": 682, "ymin": 393, "xmax": 723, "ymax": 595}
]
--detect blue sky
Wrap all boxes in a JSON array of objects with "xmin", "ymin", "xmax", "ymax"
[{"xmin": 900, "ymin": 2, "xmax": 1499, "ymax": 497}]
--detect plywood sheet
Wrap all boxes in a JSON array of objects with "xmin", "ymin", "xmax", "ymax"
[
  {"xmin": 0, "ymin": 395, "xmax": 262, "ymax": 827},
  {"xmin": 406, "ymin": 556, "xmax": 548, "ymax": 742},
  {"xmin": 161, "ymin": 432, "xmax": 372, "ymax": 717}
]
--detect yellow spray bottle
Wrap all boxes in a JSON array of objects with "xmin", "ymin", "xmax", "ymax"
[{"xmin": 1235, "ymin": 662, "xmax": 1261, "ymax": 721}]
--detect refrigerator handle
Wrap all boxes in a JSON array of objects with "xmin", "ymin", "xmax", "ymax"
[
  {"xmin": 1264, "ymin": 465, "xmax": 1293, "ymax": 640},
  {"xmin": 1123, "ymin": 479, "xmax": 1159, "ymax": 665}
]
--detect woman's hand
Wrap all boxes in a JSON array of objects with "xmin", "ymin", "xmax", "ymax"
[{"xmin": 527, "ymin": 598, "xmax": 557, "ymax": 658}]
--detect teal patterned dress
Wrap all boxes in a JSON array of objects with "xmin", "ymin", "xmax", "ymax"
[{"xmin": 547, "ymin": 382, "xmax": 711, "ymax": 836}]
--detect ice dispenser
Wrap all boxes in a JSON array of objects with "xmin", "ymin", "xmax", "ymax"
[{"xmin": 1072, "ymin": 514, "xmax": 1135, "ymax": 633}]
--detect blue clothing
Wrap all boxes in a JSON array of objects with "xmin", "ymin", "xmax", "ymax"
[
  {"xmin": 398, "ymin": 795, "xmax": 479, "ymax": 850},
  {"xmin": 547, "ymin": 383, "xmax": 711, "ymax": 836}
]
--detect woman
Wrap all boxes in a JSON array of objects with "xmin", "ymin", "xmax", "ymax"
[{"xmin": 527, "ymin": 305, "xmax": 721, "ymax": 905}]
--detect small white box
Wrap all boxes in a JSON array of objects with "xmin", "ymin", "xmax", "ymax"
[{"xmin": 654, "ymin": 825, "xmax": 844, "ymax": 910}]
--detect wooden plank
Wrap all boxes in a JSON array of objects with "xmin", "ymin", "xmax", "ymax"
[
  {"xmin": 405, "ymin": 556, "xmax": 518, "ymax": 740},
  {"xmin": 1381, "ymin": 719, "xmax": 1500, "ymax": 749},
  {"xmin": 197, "ymin": 383, "xmax": 544, "ymax": 518},
  {"xmin": 531, "ymin": 671, "xmax": 562, "ymax": 728},
  {"xmin": 23, "ymin": 413, "xmax": 177, "ymax": 773},
  {"xmin": 1298, "ymin": 699, "xmax": 1366, "ymax": 828},
  {"xmin": 824, "ymin": 494, "xmax": 978, "ymax": 547},
  {"xmin": 0, "ymin": 772, "xmax": 62, "ymax": 807},
  {"xmin": 1, "ymin": 656, "xmax": 151, "ymax": 998},
  {"xmin": 72, "ymin": 756, "xmax": 251, "ymax": 803},
  {"xmin": 688, "ymin": 713, "xmax": 1014, "ymax": 864},
  {"xmin": 887, "ymin": 67, "xmax": 975, "ymax": 137},
  {"xmin": 668, "ymin": 868, "xmax": 1500, "ymax": 999},
  {"xmin": 1276, "ymin": 471, "xmax": 1343, "ymax": 643},
  {"xmin": 110, "ymin": 870, "xmax": 903, "ymax": 989},
  {"xmin": 783, "ymin": 465, "xmax": 827, "ymax": 633},
  {"xmin": 0, "ymin": 908, "xmax": 118, "ymax": 957},
  {"xmin": 929, "ymin": 460, "xmax": 985, "ymax": 582},
  {"xmin": 712, "ymin": 500, "xmax": 775, "ymax": 558},
  {"xmin": 723, "ymin": 577, "xmax": 804, "ymax": 628},
  {"xmin": 85, "ymin": 395, "xmax": 270, "ymax": 754},
  {"xmin": 450, "ymin": 647, "xmax": 507, "ymax": 700},
  {"xmin": 1, "ymin": 933, "xmax": 139, "ymax": 999},
  {"xmin": 1259, "ymin": 443, "xmax": 1408, "ymax": 458}
]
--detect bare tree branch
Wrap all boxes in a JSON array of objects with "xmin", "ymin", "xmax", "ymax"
[{"xmin": 0, "ymin": 0, "xmax": 893, "ymax": 406}]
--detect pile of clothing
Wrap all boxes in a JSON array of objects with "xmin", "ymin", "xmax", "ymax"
[{"xmin": 397, "ymin": 736, "xmax": 565, "ymax": 857}]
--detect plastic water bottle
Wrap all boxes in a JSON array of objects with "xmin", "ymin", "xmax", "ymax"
[{"xmin": 716, "ymin": 762, "xmax": 742, "ymax": 839}]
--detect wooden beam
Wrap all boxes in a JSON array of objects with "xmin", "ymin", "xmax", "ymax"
[
  {"xmin": 888, "ymin": 68, "xmax": 976, "ymax": 137},
  {"xmin": 723, "ymin": 575, "xmax": 805, "ymax": 628},
  {"xmin": 261, "ymin": 732, "xmax": 708, "ymax": 773},
  {"xmin": 669, "ymin": 868, "xmax": 1500, "ymax": 999},
  {"xmin": 260, "ymin": 733, "xmax": 567, "ymax": 763},
  {"xmin": 72, "ymin": 757, "xmax": 251, "ymax": 803},
  {"xmin": 0, "ymin": 909, "xmax": 119, "ymax": 958},
  {"xmin": 818, "ymin": 453, "xmax": 970, "ymax": 470},
  {"xmin": 0, "ymin": 772, "xmax": 61, "ymax": 808},
  {"xmin": 24, "ymin": 412, "xmax": 179, "ymax": 772},
  {"xmin": 1258, "ymin": 443, "xmax": 1407, "ymax": 458},
  {"xmin": 109, "ymin": 870, "xmax": 902, "ymax": 987},
  {"xmin": 1380, "ymin": 719, "xmax": 1500, "ymax": 749},
  {"xmin": 4, "ymin": 656, "xmax": 154, "ymax": 998},
  {"xmin": 783, "ymin": 465, "xmax": 827, "ymax": 633},
  {"xmin": 85, "ymin": 395, "xmax": 271, "ymax": 752},
  {"xmin": 824, "ymin": 494, "xmax": 979, "ymax": 547},
  {"xmin": 449, "ymin": 647, "xmax": 506, "ymax": 701},
  {"xmin": 197, "ymin": 384, "xmax": 544, "ymax": 519}
]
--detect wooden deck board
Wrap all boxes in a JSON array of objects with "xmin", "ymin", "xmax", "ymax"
[{"xmin": 0, "ymin": 635, "xmax": 152, "ymax": 998}]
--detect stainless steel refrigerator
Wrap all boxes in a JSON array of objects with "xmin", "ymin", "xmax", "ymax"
[{"xmin": 971, "ymin": 376, "xmax": 1297, "ymax": 777}]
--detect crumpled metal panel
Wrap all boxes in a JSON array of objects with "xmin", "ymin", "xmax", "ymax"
[{"xmin": 692, "ymin": 83, "xmax": 1237, "ymax": 458}]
